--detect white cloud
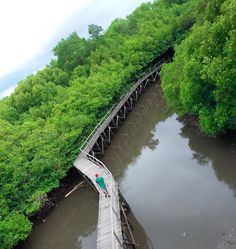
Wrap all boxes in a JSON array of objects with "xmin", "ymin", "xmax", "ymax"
[
  {"xmin": 0, "ymin": 0, "xmax": 150, "ymax": 99},
  {"xmin": 0, "ymin": 0, "xmax": 93, "ymax": 78},
  {"xmin": 0, "ymin": 84, "xmax": 16, "ymax": 98}
]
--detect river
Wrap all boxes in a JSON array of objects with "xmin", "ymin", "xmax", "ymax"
[{"xmin": 23, "ymin": 82, "xmax": 236, "ymax": 249}]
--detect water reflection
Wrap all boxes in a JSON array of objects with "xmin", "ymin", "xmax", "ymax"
[
  {"xmin": 102, "ymin": 83, "xmax": 236, "ymax": 249},
  {"xmin": 102, "ymin": 83, "xmax": 172, "ymax": 248},
  {"xmin": 179, "ymin": 120, "xmax": 236, "ymax": 196},
  {"xmin": 23, "ymin": 187, "xmax": 98, "ymax": 249},
  {"xmin": 103, "ymin": 83, "xmax": 172, "ymax": 179}
]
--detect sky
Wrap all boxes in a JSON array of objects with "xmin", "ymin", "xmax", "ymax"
[{"xmin": 0, "ymin": 0, "xmax": 150, "ymax": 99}]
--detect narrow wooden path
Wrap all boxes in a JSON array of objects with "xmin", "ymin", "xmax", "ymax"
[
  {"xmin": 74, "ymin": 55, "xmax": 171, "ymax": 248},
  {"xmin": 74, "ymin": 152, "xmax": 123, "ymax": 249}
]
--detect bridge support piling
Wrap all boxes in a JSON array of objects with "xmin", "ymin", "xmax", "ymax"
[
  {"xmin": 119, "ymin": 192, "xmax": 131, "ymax": 212},
  {"xmin": 120, "ymin": 204, "xmax": 138, "ymax": 249}
]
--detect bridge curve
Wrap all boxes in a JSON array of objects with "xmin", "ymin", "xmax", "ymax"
[
  {"xmin": 74, "ymin": 56, "xmax": 171, "ymax": 248},
  {"xmin": 79, "ymin": 57, "xmax": 170, "ymax": 157},
  {"xmin": 74, "ymin": 151, "xmax": 122, "ymax": 249}
]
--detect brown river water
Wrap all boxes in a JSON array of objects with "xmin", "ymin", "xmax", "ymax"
[{"xmin": 23, "ymin": 83, "xmax": 236, "ymax": 249}]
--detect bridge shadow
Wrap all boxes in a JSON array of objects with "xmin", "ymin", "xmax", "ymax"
[
  {"xmin": 126, "ymin": 211, "xmax": 153, "ymax": 249},
  {"xmin": 102, "ymin": 83, "xmax": 172, "ymax": 179},
  {"xmin": 101, "ymin": 83, "xmax": 172, "ymax": 247}
]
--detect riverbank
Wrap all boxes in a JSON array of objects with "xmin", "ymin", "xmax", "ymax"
[
  {"xmin": 178, "ymin": 114, "xmax": 236, "ymax": 141},
  {"xmin": 17, "ymin": 83, "xmax": 236, "ymax": 249},
  {"xmin": 14, "ymin": 168, "xmax": 85, "ymax": 249}
]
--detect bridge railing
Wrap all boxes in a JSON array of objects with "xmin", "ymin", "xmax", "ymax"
[
  {"xmin": 80, "ymin": 149, "xmax": 110, "ymax": 174},
  {"xmin": 79, "ymin": 104, "xmax": 115, "ymax": 152}
]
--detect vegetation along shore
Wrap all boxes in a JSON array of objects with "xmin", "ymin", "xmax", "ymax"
[{"xmin": 0, "ymin": 0, "xmax": 235, "ymax": 248}]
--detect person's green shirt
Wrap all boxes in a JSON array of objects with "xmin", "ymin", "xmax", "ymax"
[{"xmin": 96, "ymin": 177, "xmax": 106, "ymax": 189}]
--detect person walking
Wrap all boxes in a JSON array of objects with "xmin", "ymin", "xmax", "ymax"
[{"xmin": 95, "ymin": 173, "xmax": 111, "ymax": 198}]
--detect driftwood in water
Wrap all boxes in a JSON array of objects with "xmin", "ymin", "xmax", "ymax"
[{"xmin": 64, "ymin": 180, "xmax": 86, "ymax": 197}]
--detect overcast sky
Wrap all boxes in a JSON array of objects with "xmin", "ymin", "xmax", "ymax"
[{"xmin": 0, "ymin": 0, "xmax": 150, "ymax": 98}]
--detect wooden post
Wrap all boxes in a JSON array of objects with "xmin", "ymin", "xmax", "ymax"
[
  {"xmin": 108, "ymin": 126, "xmax": 112, "ymax": 142},
  {"xmin": 119, "ymin": 192, "xmax": 131, "ymax": 212},
  {"xmin": 120, "ymin": 204, "xmax": 137, "ymax": 249},
  {"xmin": 101, "ymin": 136, "xmax": 104, "ymax": 154},
  {"xmin": 116, "ymin": 115, "xmax": 120, "ymax": 127},
  {"xmin": 135, "ymin": 90, "xmax": 138, "ymax": 101},
  {"xmin": 102, "ymin": 131, "xmax": 110, "ymax": 143}
]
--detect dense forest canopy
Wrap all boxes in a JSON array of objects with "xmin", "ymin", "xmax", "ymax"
[
  {"xmin": 162, "ymin": 0, "xmax": 236, "ymax": 135},
  {"xmin": 0, "ymin": 0, "xmax": 235, "ymax": 248}
]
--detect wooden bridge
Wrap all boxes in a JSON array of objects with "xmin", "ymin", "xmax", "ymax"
[{"xmin": 74, "ymin": 56, "xmax": 170, "ymax": 249}]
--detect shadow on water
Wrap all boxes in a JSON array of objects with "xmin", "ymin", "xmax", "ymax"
[
  {"xmin": 126, "ymin": 211, "xmax": 154, "ymax": 249},
  {"xmin": 22, "ymin": 186, "xmax": 98, "ymax": 249},
  {"xmin": 179, "ymin": 120, "xmax": 236, "ymax": 197}
]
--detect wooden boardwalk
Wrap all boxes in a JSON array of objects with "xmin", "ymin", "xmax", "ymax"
[
  {"xmin": 74, "ymin": 152, "xmax": 123, "ymax": 249},
  {"xmin": 73, "ymin": 56, "xmax": 171, "ymax": 248}
]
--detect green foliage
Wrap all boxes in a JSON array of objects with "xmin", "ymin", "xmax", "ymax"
[
  {"xmin": 0, "ymin": 99, "xmax": 19, "ymax": 122},
  {"xmin": 8, "ymin": 74, "xmax": 62, "ymax": 115},
  {"xmin": 163, "ymin": 0, "xmax": 188, "ymax": 5},
  {"xmin": 162, "ymin": 0, "xmax": 236, "ymax": 135},
  {"xmin": 0, "ymin": 212, "xmax": 31, "ymax": 249},
  {"xmin": 0, "ymin": 0, "xmax": 209, "ymax": 247},
  {"xmin": 88, "ymin": 24, "xmax": 103, "ymax": 39},
  {"xmin": 53, "ymin": 32, "xmax": 90, "ymax": 73}
]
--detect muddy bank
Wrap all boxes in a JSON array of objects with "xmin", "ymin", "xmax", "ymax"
[
  {"xmin": 18, "ymin": 83, "xmax": 236, "ymax": 249},
  {"xmin": 15, "ymin": 167, "xmax": 85, "ymax": 249}
]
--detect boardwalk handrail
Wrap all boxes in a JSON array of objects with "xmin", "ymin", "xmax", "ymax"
[
  {"xmin": 80, "ymin": 150, "xmax": 123, "ymax": 248},
  {"xmin": 80, "ymin": 149, "xmax": 110, "ymax": 174},
  {"xmin": 79, "ymin": 105, "xmax": 116, "ymax": 151},
  {"xmin": 79, "ymin": 56, "xmax": 171, "ymax": 153}
]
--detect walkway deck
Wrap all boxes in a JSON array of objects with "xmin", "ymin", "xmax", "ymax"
[{"xmin": 74, "ymin": 153, "xmax": 123, "ymax": 249}]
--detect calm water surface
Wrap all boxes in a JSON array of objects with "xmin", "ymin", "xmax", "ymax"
[{"xmin": 23, "ymin": 83, "xmax": 236, "ymax": 249}]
